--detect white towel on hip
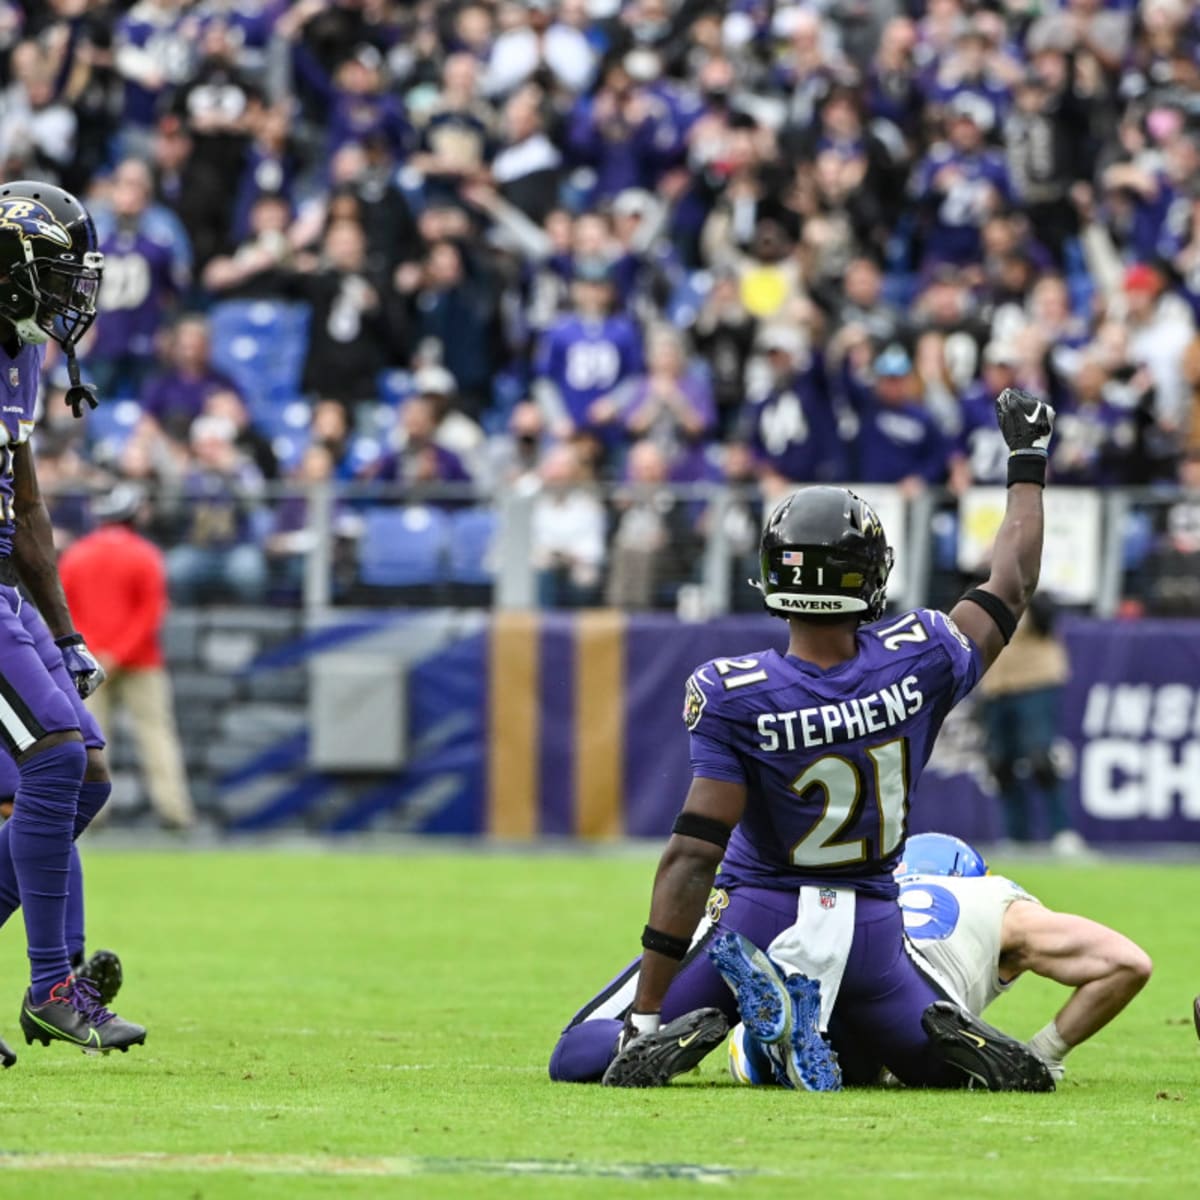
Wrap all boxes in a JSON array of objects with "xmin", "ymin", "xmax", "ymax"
[{"xmin": 765, "ymin": 887, "xmax": 856, "ymax": 1032}]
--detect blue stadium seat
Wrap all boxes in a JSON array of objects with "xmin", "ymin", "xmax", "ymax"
[
  {"xmin": 210, "ymin": 301, "xmax": 312, "ymax": 403},
  {"xmin": 358, "ymin": 506, "xmax": 449, "ymax": 588},
  {"xmin": 445, "ymin": 508, "xmax": 497, "ymax": 586},
  {"xmin": 85, "ymin": 398, "xmax": 143, "ymax": 458},
  {"xmin": 378, "ymin": 369, "xmax": 413, "ymax": 408}
]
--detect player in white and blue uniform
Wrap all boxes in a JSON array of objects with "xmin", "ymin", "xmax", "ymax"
[{"xmin": 729, "ymin": 834, "xmax": 1152, "ymax": 1087}]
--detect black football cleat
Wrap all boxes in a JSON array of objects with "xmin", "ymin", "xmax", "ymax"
[
  {"xmin": 602, "ymin": 1008, "xmax": 729, "ymax": 1088},
  {"xmin": 0, "ymin": 1032, "xmax": 15, "ymax": 1068},
  {"xmin": 20, "ymin": 977, "xmax": 146, "ymax": 1055},
  {"xmin": 76, "ymin": 949, "xmax": 123, "ymax": 1006},
  {"xmin": 1193, "ymin": 995, "xmax": 1200, "ymax": 1041},
  {"xmin": 922, "ymin": 1001, "xmax": 1055, "ymax": 1093}
]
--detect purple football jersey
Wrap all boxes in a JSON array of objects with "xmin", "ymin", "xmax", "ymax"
[
  {"xmin": 685, "ymin": 608, "xmax": 982, "ymax": 899},
  {"xmin": 0, "ymin": 343, "xmax": 44, "ymax": 556}
]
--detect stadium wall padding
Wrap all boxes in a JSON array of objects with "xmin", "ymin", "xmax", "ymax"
[{"xmin": 164, "ymin": 609, "xmax": 1200, "ymax": 843}]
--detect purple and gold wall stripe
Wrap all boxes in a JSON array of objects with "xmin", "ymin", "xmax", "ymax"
[
  {"xmin": 487, "ymin": 611, "xmax": 539, "ymax": 836},
  {"xmin": 574, "ymin": 610, "xmax": 626, "ymax": 838}
]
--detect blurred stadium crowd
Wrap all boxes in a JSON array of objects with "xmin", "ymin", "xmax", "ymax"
[{"xmin": 7, "ymin": 0, "xmax": 1200, "ymax": 606}]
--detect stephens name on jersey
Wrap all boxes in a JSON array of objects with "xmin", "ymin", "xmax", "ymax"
[{"xmin": 684, "ymin": 608, "xmax": 982, "ymax": 899}]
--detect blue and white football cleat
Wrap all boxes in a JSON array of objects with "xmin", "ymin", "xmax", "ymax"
[
  {"xmin": 708, "ymin": 932, "xmax": 790, "ymax": 1043},
  {"xmin": 783, "ymin": 973, "xmax": 842, "ymax": 1092},
  {"xmin": 709, "ymin": 931, "xmax": 842, "ymax": 1092},
  {"xmin": 727, "ymin": 1021, "xmax": 776, "ymax": 1085}
]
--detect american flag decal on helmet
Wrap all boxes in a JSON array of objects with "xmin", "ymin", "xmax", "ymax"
[{"xmin": 781, "ymin": 551, "xmax": 804, "ymax": 566}]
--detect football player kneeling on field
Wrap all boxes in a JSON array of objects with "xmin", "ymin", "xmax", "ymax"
[{"xmin": 728, "ymin": 833, "xmax": 1152, "ymax": 1087}]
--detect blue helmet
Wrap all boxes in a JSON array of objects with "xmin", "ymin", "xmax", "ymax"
[{"xmin": 896, "ymin": 833, "xmax": 987, "ymax": 879}]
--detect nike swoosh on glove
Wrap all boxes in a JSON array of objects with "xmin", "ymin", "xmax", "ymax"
[
  {"xmin": 995, "ymin": 387, "xmax": 1055, "ymax": 455},
  {"xmin": 55, "ymin": 634, "xmax": 107, "ymax": 698}
]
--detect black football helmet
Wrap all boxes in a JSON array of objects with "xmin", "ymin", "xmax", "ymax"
[
  {"xmin": 0, "ymin": 180, "xmax": 102, "ymax": 352},
  {"xmin": 757, "ymin": 486, "xmax": 894, "ymax": 622}
]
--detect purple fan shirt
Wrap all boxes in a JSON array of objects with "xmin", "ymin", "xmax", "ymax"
[
  {"xmin": 535, "ymin": 315, "xmax": 644, "ymax": 428},
  {"xmin": 94, "ymin": 228, "xmax": 184, "ymax": 360},
  {"xmin": 685, "ymin": 608, "xmax": 983, "ymax": 899},
  {"xmin": 911, "ymin": 146, "xmax": 1014, "ymax": 266}
]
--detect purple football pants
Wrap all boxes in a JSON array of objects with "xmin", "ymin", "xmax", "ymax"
[{"xmin": 549, "ymin": 884, "xmax": 960, "ymax": 1087}]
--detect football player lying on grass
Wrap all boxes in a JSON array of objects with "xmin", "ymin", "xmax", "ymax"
[
  {"xmin": 550, "ymin": 832, "xmax": 1150, "ymax": 1090},
  {"xmin": 726, "ymin": 833, "xmax": 1152, "ymax": 1087}
]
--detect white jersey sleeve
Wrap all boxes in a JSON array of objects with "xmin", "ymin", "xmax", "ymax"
[{"xmin": 898, "ymin": 874, "xmax": 1038, "ymax": 1016}]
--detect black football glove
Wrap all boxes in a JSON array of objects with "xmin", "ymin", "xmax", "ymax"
[
  {"xmin": 995, "ymin": 387, "xmax": 1054, "ymax": 456},
  {"xmin": 55, "ymin": 634, "xmax": 106, "ymax": 698}
]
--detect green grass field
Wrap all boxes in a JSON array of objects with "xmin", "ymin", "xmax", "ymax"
[{"xmin": 0, "ymin": 848, "xmax": 1194, "ymax": 1198}]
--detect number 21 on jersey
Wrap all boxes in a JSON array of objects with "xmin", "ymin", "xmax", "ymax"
[{"xmin": 789, "ymin": 738, "xmax": 910, "ymax": 867}]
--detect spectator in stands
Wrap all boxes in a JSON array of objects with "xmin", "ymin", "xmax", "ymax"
[
  {"xmin": 692, "ymin": 269, "xmax": 757, "ymax": 440},
  {"xmin": 1051, "ymin": 357, "xmax": 1138, "ymax": 487},
  {"xmin": 486, "ymin": 401, "xmax": 545, "ymax": 492},
  {"xmin": 92, "ymin": 157, "xmax": 190, "ymax": 398},
  {"xmin": 410, "ymin": 54, "xmax": 495, "ymax": 206},
  {"xmin": 491, "ymin": 83, "xmax": 563, "ymax": 224},
  {"xmin": 605, "ymin": 439, "xmax": 699, "ymax": 610},
  {"xmin": 166, "ymin": 415, "xmax": 268, "ymax": 604},
  {"xmin": 910, "ymin": 95, "xmax": 1013, "ymax": 269},
  {"xmin": 368, "ymin": 394, "xmax": 472, "ymax": 490},
  {"xmin": 566, "ymin": 56, "xmax": 668, "ymax": 202},
  {"xmin": 113, "ymin": 0, "xmax": 196, "ymax": 158},
  {"xmin": 408, "ymin": 237, "xmax": 500, "ymax": 415},
  {"xmin": 266, "ymin": 442, "xmax": 359, "ymax": 597},
  {"xmin": 202, "ymin": 193, "xmax": 296, "ymax": 300},
  {"xmin": 740, "ymin": 325, "xmax": 842, "ymax": 502},
  {"xmin": 407, "ymin": 366, "xmax": 487, "ymax": 482},
  {"xmin": 954, "ymin": 342, "xmax": 1024, "ymax": 489},
  {"xmin": 202, "ymin": 388, "xmax": 279, "ymax": 483},
  {"xmin": 601, "ymin": 326, "xmax": 715, "ymax": 478},
  {"xmin": 60, "ymin": 485, "xmax": 196, "ymax": 831},
  {"xmin": 849, "ymin": 344, "xmax": 949, "ymax": 492},
  {"xmin": 534, "ymin": 259, "xmax": 643, "ymax": 439},
  {"xmin": 152, "ymin": 114, "xmax": 230, "ymax": 273},
  {"xmin": 531, "ymin": 444, "xmax": 605, "ymax": 608},
  {"xmin": 1120, "ymin": 262, "xmax": 1196, "ymax": 434},
  {"xmin": 138, "ymin": 315, "xmax": 241, "ymax": 443},
  {"xmin": 284, "ymin": 217, "xmax": 404, "ymax": 413},
  {"xmin": 0, "ymin": 39, "xmax": 76, "ymax": 180}
]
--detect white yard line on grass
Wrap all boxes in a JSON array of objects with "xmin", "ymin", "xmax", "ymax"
[{"xmin": 0, "ymin": 1153, "xmax": 755, "ymax": 1184}]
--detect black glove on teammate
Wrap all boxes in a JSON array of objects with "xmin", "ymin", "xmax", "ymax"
[{"xmin": 995, "ymin": 387, "xmax": 1054, "ymax": 486}]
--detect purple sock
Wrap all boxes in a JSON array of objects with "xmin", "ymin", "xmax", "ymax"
[
  {"xmin": 10, "ymin": 741, "xmax": 85, "ymax": 1003},
  {"xmin": 548, "ymin": 1019, "xmax": 622, "ymax": 1082},
  {"xmin": 65, "ymin": 780, "xmax": 109, "ymax": 966},
  {"xmin": 65, "ymin": 845, "xmax": 84, "ymax": 964}
]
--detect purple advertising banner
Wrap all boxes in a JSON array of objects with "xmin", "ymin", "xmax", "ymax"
[{"xmin": 1061, "ymin": 617, "xmax": 1200, "ymax": 844}]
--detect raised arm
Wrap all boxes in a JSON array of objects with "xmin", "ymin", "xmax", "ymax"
[
  {"xmin": 10, "ymin": 444, "xmax": 105, "ymax": 697},
  {"xmin": 624, "ymin": 777, "xmax": 745, "ymax": 1033},
  {"xmin": 950, "ymin": 388, "xmax": 1054, "ymax": 671},
  {"xmin": 999, "ymin": 900, "xmax": 1152, "ymax": 1077}
]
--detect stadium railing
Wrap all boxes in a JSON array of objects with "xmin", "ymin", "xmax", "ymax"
[{"xmin": 41, "ymin": 481, "xmax": 1200, "ymax": 619}]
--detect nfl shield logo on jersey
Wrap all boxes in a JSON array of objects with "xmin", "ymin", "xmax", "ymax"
[
  {"xmin": 7, "ymin": 367, "xmax": 16, "ymax": 388},
  {"xmin": 819, "ymin": 888, "xmax": 837, "ymax": 910}
]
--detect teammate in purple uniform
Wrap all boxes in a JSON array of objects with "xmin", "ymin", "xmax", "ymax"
[
  {"xmin": 551, "ymin": 387, "xmax": 1056, "ymax": 1092},
  {"xmin": 0, "ymin": 181, "xmax": 144, "ymax": 1055}
]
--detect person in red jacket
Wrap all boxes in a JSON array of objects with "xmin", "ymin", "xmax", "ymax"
[{"xmin": 59, "ymin": 486, "xmax": 195, "ymax": 830}]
